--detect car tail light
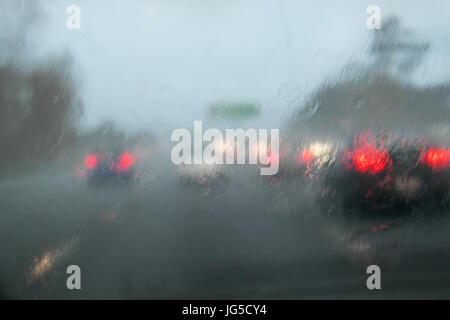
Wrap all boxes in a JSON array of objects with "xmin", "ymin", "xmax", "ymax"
[
  {"xmin": 113, "ymin": 152, "xmax": 135, "ymax": 173},
  {"xmin": 299, "ymin": 143, "xmax": 333, "ymax": 164},
  {"xmin": 351, "ymin": 144, "xmax": 391, "ymax": 174},
  {"xmin": 85, "ymin": 154, "xmax": 98, "ymax": 170},
  {"xmin": 301, "ymin": 149, "xmax": 314, "ymax": 162},
  {"xmin": 343, "ymin": 131, "xmax": 392, "ymax": 175},
  {"xmin": 421, "ymin": 148, "xmax": 450, "ymax": 171}
]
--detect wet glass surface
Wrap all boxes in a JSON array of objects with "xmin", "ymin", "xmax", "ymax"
[{"xmin": 1, "ymin": 1, "xmax": 450, "ymax": 299}]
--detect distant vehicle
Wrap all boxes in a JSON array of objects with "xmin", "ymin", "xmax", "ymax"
[
  {"xmin": 305, "ymin": 130, "xmax": 450, "ymax": 216},
  {"xmin": 176, "ymin": 164, "xmax": 229, "ymax": 197},
  {"xmin": 75, "ymin": 151, "xmax": 139, "ymax": 187}
]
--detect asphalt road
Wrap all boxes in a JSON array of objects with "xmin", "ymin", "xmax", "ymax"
[{"xmin": 1, "ymin": 152, "xmax": 450, "ymax": 299}]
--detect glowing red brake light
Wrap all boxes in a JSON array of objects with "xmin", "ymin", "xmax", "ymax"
[
  {"xmin": 301, "ymin": 149, "xmax": 314, "ymax": 162},
  {"xmin": 85, "ymin": 154, "xmax": 98, "ymax": 170},
  {"xmin": 422, "ymin": 148, "xmax": 450, "ymax": 171},
  {"xmin": 114, "ymin": 152, "xmax": 135, "ymax": 173},
  {"xmin": 351, "ymin": 144, "xmax": 390, "ymax": 174},
  {"xmin": 343, "ymin": 131, "xmax": 392, "ymax": 175}
]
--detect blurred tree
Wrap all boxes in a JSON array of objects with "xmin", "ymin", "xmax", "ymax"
[
  {"xmin": 370, "ymin": 16, "xmax": 430, "ymax": 77},
  {"xmin": 0, "ymin": 2, "xmax": 83, "ymax": 168},
  {"xmin": 288, "ymin": 16, "xmax": 450, "ymax": 140}
]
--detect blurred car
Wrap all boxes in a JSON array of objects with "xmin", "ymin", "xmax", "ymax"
[
  {"xmin": 304, "ymin": 130, "xmax": 450, "ymax": 216},
  {"xmin": 75, "ymin": 151, "xmax": 139, "ymax": 187},
  {"xmin": 176, "ymin": 164, "xmax": 229, "ymax": 197}
]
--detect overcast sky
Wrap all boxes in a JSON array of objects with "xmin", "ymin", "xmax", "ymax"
[{"xmin": 9, "ymin": 0, "xmax": 450, "ymax": 134}]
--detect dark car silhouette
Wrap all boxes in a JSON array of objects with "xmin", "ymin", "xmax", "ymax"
[
  {"xmin": 76, "ymin": 151, "xmax": 138, "ymax": 187},
  {"xmin": 316, "ymin": 131, "xmax": 450, "ymax": 216}
]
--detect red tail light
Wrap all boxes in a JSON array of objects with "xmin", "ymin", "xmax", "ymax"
[
  {"xmin": 85, "ymin": 154, "xmax": 98, "ymax": 170},
  {"xmin": 113, "ymin": 152, "xmax": 135, "ymax": 173},
  {"xmin": 343, "ymin": 131, "xmax": 392, "ymax": 175},
  {"xmin": 351, "ymin": 144, "xmax": 390, "ymax": 174},
  {"xmin": 301, "ymin": 149, "xmax": 314, "ymax": 163},
  {"xmin": 422, "ymin": 148, "xmax": 450, "ymax": 171}
]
